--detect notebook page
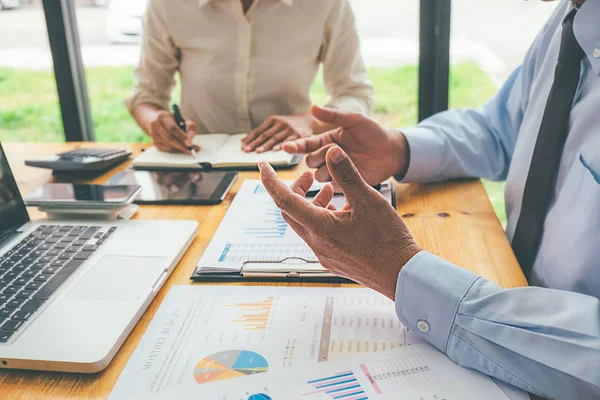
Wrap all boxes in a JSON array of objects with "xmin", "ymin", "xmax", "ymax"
[
  {"xmin": 213, "ymin": 133, "xmax": 295, "ymax": 166},
  {"xmin": 133, "ymin": 134, "xmax": 229, "ymax": 166}
]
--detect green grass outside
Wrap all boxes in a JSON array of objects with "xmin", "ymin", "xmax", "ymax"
[{"xmin": 0, "ymin": 63, "xmax": 506, "ymax": 223}]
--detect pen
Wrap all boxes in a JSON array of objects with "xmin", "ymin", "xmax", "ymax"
[{"xmin": 172, "ymin": 104, "xmax": 197, "ymax": 157}]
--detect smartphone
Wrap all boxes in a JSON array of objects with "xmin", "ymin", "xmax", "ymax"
[
  {"xmin": 24, "ymin": 183, "xmax": 142, "ymax": 208},
  {"xmin": 107, "ymin": 170, "xmax": 237, "ymax": 205}
]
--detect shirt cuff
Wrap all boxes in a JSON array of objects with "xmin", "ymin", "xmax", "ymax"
[
  {"xmin": 396, "ymin": 127, "xmax": 446, "ymax": 183},
  {"xmin": 395, "ymin": 251, "xmax": 480, "ymax": 352},
  {"xmin": 125, "ymin": 91, "xmax": 169, "ymax": 114}
]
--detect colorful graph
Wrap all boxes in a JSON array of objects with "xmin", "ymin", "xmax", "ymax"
[
  {"xmin": 248, "ymin": 394, "xmax": 272, "ymax": 400},
  {"xmin": 222, "ymin": 297, "xmax": 275, "ymax": 331},
  {"xmin": 359, "ymin": 354, "xmax": 439, "ymax": 394},
  {"xmin": 302, "ymin": 371, "xmax": 368, "ymax": 400},
  {"xmin": 193, "ymin": 350, "xmax": 268, "ymax": 384}
]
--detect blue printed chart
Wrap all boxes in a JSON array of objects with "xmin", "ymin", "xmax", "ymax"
[
  {"xmin": 302, "ymin": 371, "xmax": 369, "ymax": 400},
  {"xmin": 243, "ymin": 202, "xmax": 288, "ymax": 239},
  {"xmin": 198, "ymin": 180, "xmax": 318, "ymax": 270}
]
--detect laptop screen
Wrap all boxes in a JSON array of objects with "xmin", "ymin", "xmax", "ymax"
[{"xmin": 0, "ymin": 143, "xmax": 30, "ymax": 239}]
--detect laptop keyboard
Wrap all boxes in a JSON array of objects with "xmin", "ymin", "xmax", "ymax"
[{"xmin": 0, "ymin": 225, "xmax": 117, "ymax": 343}]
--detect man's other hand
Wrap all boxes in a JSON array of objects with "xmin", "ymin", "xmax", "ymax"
[
  {"xmin": 259, "ymin": 146, "xmax": 421, "ymax": 300},
  {"xmin": 281, "ymin": 105, "xmax": 410, "ymax": 186}
]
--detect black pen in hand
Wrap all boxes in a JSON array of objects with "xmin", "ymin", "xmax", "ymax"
[{"xmin": 172, "ymin": 104, "xmax": 197, "ymax": 157}]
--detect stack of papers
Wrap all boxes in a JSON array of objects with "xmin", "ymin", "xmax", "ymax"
[{"xmin": 109, "ymin": 285, "xmax": 518, "ymax": 399}]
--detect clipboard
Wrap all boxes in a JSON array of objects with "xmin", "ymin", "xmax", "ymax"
[{"xmin": 190, "ymin": 180, "xmax": 396, "ymax": 283}]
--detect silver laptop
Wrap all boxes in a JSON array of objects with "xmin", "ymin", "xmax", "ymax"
[{"xmin": 0, "ymin": 144, "xmax": 197, "ymax": 373}]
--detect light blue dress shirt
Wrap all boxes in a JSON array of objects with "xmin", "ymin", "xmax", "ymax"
[{"xmin": 395, "ymin": 1, "xmax": 600, "ymax": 399}]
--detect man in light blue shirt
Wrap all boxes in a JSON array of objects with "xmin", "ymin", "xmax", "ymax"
[{"xmin": 257, "ymin": 0, "xmax": 600, "ymax": 398}]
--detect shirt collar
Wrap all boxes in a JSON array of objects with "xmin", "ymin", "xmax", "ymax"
[
  {"xmin": 198, "ymin": 0, "xmax": 293, "ymax": 7},
  {"xmin": 573, "ymin": 0, "xmax": 600, "ymax": 76}
]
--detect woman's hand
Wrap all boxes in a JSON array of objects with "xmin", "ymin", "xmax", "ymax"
[
  {"xmin": 242, "ymin": 112, "xmax": 318, "ymax": 153},
  {"xmin": 149, "ymin": 110, "xmax": 199, "ymax": 154},
  {"xmin": 132, "ymin": 104, "xmax": 200, "ymax": 154}
]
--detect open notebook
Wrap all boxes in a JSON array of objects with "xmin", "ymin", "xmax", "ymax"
[{"xmin": 132, "ymin": 133, "xmax": 298, "ymax": 170}]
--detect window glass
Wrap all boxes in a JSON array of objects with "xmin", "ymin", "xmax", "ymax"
[
  {"xmin": 0, "ymin": 1, "xmax": 62, "ymax": 142},
  {"xmin": 450, "ymin": 0, "xmax": 558, "ymax": 224}
]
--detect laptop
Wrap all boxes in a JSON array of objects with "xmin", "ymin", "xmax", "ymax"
[{"xmin": 0, "ymin": 143, "xmax": 198, "ymax": 373}]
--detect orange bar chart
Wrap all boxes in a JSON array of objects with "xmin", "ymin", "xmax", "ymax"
[{"xmin": 222, "ymin": 297, "xmax": 275, "ymax": 331}]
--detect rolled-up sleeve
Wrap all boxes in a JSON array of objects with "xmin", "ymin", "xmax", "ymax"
[
  {"xmin": 125, "ymin": 0, "xmax": 179, "ymax": 112},
  {"xmin": 395, "ymin": 251, "xmax": 600, "ymax": 399},
  {"xmin": 321, "ymin": 0, "xmax": 374, "ymax": 115}
]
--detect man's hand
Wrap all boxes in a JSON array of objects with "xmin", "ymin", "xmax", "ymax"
[
  {"xmin": 149, "ymin": 110, "xmax": 199, "ymax": 154},
  {"xmin": 282, "ymin": 105, "xmax": 410, "ymax": 186},
  {"xmin": 242, "ymin": 112, "xmax": 316, "ymax": 153},
  {"xmin": 259, "ymin": 146, "xmax": 421, "ymax": 300}
]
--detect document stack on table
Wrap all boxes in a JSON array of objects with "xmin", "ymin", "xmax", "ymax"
[
  {"xmin": 191, "ymin": 180, "xmax": 395, "ymax": 282},
  {"xmin": 108, "ymin": 285, "xmax": 517, "ymax": 400}
]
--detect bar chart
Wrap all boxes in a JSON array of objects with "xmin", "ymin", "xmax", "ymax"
[
  {"xmin": 222, "ymin": 296, "xmax": 275, "ymax": 331},
  {"xmin": 243, "ymin": 203, "xmax": 288, "ymax": 239},
  {"xmin": 302, "ymin": 371, "xmax": 369, "ymax": 400}
]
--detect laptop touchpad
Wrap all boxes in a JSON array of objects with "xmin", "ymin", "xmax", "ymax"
[{"xmin": 67, "ymin": 255, "xmax": 168, "ymax": 302}]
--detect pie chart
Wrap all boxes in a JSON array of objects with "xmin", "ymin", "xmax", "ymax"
[
  {"xmin": 193, "ymin": 350, "xmax": 268, "ymax": 384},
  {"xmin": 248, "ymin": 394, "xmax": 272, "ymax": 400}
]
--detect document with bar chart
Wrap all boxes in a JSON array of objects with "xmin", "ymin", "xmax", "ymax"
[
  {"xmin": 296, "ymin": 343, "xmax": 511, "ymax": 399},
  {"xmin": 196, "ymin": 180, "xmax": 319, "ymax": 273},
  {"xmin": 109, "ymin": 285, "xmax": 432, "ymax": 399}
]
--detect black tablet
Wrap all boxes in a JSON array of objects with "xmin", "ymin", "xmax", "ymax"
[{"xmin": 107, "ymin": 170, "xmax": 237, "ymax": 205}]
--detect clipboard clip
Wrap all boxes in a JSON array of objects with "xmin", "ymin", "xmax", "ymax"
[
  {"xmin": 241, "ymin": 257, "xmax": 329, "ymax": 278},
  {"xmin": 242, "ymin": 256, "xmax": 320, "ymax": 266}
]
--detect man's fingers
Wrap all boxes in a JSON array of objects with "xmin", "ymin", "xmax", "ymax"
[
  {"xmin": 280, "ymin": 211, "xmax": 308, "ymax": 238},
  {"xmin": 273, "ymin": 134, "xmax": 300, "ymax": 151},
  {"xmin": 290, "ymin": 171, "xmax": 314, "ymax": 198},
  {"xmin": 281, "ymin": 133, "xmax": 336, "ymax": 154},
  {"xmin": 310, "ymin": 105, "xmax": 365, "ymax": 130},
  {"xmin": 326, "ymin": 146, "xmax": 373, "ymax": 208},
  {"xmin": 312, "ymin": 183, "xmax": 334, "ymax": 208},
  {"xmin": 258, "ymin": 162, "xmax": 326, "ymax": 226},
  {"xmin": 314, "ymin": 164, "xmax": 332, "ymax": 183},
  {"xmin": 306, "ymin": 143, "xmax": 336, "ymax": 169}
]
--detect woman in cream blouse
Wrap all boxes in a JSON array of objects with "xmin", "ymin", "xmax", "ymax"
[{"xmin": 126, "ymin": 0, "xmax": 373, "ymax": 154}]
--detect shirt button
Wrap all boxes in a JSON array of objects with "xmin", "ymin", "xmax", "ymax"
[
  {"xmin": 594, "ymin": 48, "xmax": 600, "ymax": 58},
  {"xmin": 417, "ymin": 320, "xmax": 430, "ymax": 333}
]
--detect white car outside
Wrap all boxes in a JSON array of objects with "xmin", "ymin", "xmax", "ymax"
[
  {"xmin": 106, "ymin": 0, "xmax": 147, "ymax": 44},
  {"xmin": 0, "ymin": 0, "xmax": 22, "ymax": 11}
]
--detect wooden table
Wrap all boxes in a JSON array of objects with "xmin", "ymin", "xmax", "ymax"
[{"xmin": 0, "ymin": 143, "xmax": 527, "ymax": 399}]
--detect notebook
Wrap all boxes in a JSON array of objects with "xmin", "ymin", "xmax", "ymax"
[{"xmin": 132, "ymin": 133, "xmax": 299, "ymax": 170}]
